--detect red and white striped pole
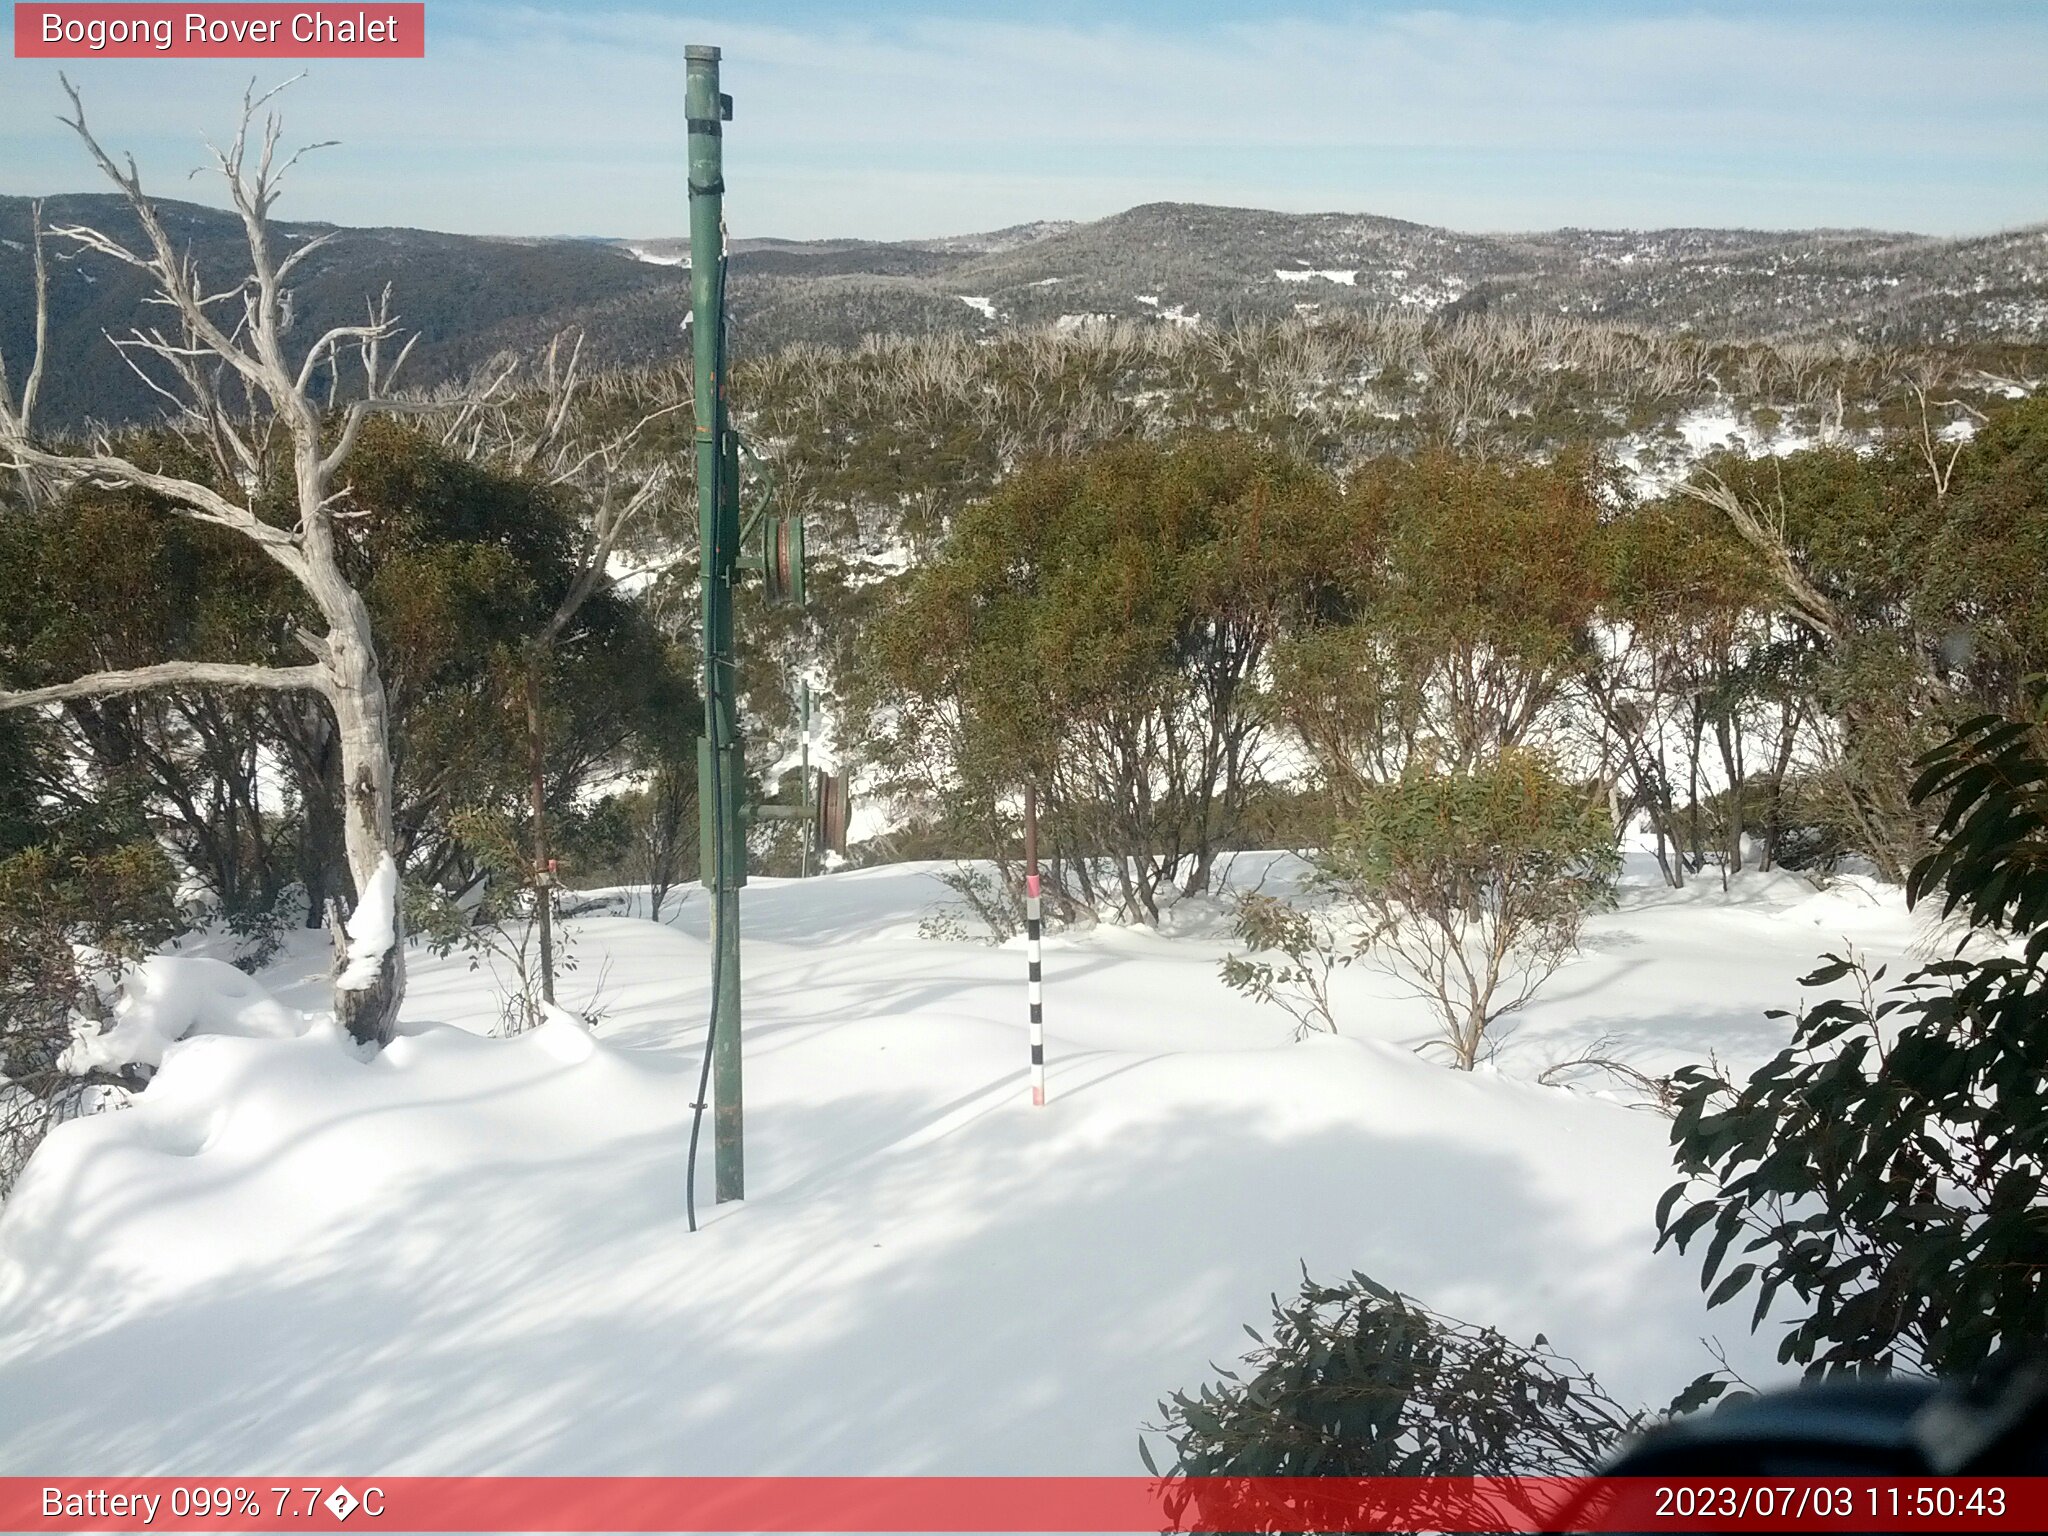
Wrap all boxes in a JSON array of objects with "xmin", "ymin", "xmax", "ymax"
[{"xmin": 1024, "ymin": 782, "xmax": 1046, "ymax": 1107}]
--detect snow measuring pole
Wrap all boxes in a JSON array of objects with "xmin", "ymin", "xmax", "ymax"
[
  {"xmin": 688, "ymin": 45, "xmax": 745, "ymax": 1206},
  {"xmin": 1024, "ymin": 785, "xmax": 1046, "ymax": 1106}
]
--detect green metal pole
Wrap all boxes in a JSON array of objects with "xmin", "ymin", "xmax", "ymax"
[
  {"xmin": 687, "ymin": 43, "xmax": 744, "ymax": 1205},
  {"xmin": 800, "ymin": 681, "xmax": 812, "ymax": 879}
]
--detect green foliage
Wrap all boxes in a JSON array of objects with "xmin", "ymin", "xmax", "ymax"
[
  {"xmin": 1908, "ymin": 693, "xmax": 2048, "ymax": 947},
  {"xmin": 1146, "ymin": 1267, "xmax": 1723, "ymax": 1500},
  {"xmin": 0, "ymin": 748, "xmax": 180, "ymax": 1191},
  {"xmin": 403, "ymin": 807, "xmax": 593, "ymax": 1036},
  {"xmin": 1658, "ymin": 684, "xmax": 2048, "ymax": 1376},
  {"xmin": 0, "ymin": 731, "xmax": 180, "ymax": 1011},
  {"xmin": 915, "ymin": 864, "xmax": 1025, "ymax": 945},
  {"xmin": 570, "ymin": 765, "xmax": 698, "ymax": 919},
  {"xmin": 1218, "ymin": 891, "xmax": 1343, "ymax": 1038},
  {"xmin": 339, "ymin": 420, "xmax": 697, "ymax": 878},
  {"xmin": 0, "ymin": 421, "xmax": 695, "ymax": 914},
  {"xmin": 1359, "ymin": 447, "xmax": 1607, "ymax": 677},
  {"xmin": 1273, "ymin": 450, "xmax": 1608, "ymax": 795},
  {"xmin": 221, "ymin": 886, "xmax": 304, "ymax": 974},
  {"xmin": 1599, "ymin": 490, "xmax": 1760, "ymax": 628},
  {"xmin": 866, "ymin": 432, "xmax": 1343, "ymax": 922},
  {"xmin": 0, "ymin": 715, "xmax": 52, "ymax": 857},
  {"xmin": 0, "ymin": 445, "xmax": 306, "ymax": 913},
  {"xmin": 1916, "ymin": 397, "xmax": 2048, "ymax": 707},
  {"xmin": 1338, "ymin": 753, "xmax": 1617, "ymax": 919},
  {"xmin": 1221, "ymin": 755, "xmax": 1616, "ymax": 1064},
  {"xmin": 1671, "ymin": 403, "xmax": 2048, "ymax": 881},
  {"xmin": 1328, "ymin": 753, "xmax": 1618, "ymax": 1067}
]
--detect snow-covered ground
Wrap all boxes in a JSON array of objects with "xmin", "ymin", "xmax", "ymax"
[
  {"xmin": 1611, "ymin": 402, "xmax": 1833, "ymax": 499},
  {"xmin": 0, "ymin": 851, "xmax": 1922, "ymax": 1475}
]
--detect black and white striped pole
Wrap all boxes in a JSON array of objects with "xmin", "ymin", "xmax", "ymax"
[{"xmin": 1024, "ymin": 783, "xmax": 1046, "ymax": 1107}]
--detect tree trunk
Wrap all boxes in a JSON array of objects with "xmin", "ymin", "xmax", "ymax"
[
  {"xmin": 1758, "ymin": 702, "xmax": 1802, "ymax": 874},
  {"xmin": 295, "ymin": 704, "xmax": 347, "ymax": 928},
  {"xmin": 525, "ymin": 661, "xmax": 557, "ymax": 1016},
  {"xmin": 325, "ymin": 597, "xmax": 405, "ymax": 1045},
  {"xmin": 1715, "ymin": 714, "xmax": 1746, "ymax": 877}
]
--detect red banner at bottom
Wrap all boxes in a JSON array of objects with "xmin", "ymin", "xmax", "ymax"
[{"xmin": 4, "ymin": 1476, "xmax": 2041, "ymax": 1532}]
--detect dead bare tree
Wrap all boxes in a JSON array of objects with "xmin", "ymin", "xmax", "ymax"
[
  {"xmin": 0, "ymin": 78, "xmax": 456, "ymax": 1045},
  {"xmin": 1901, "ymin": 373, "xmax": 1986, "ymax": 503},
  {"xmin": 1674, "ymin": 469, "xmax": 1844, "ymax": 644},
  {"xmin": 0, "ymin": 201, "xmax": 51, "ymax": 511},
  {"xmin": 439, "ymin": 329, "xmax": 688, "ymax": 1003}
]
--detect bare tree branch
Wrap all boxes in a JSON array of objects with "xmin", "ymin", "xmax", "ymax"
[
  {"xmin": 0, "ymin": 201, "xmax": 54, "ymax": 506},
  {"xmin": 1676, "ymin": 470, "xmax": 1843, "ymax": 642},
  {"xmin": 0, "ymin": 440, "xmax": 301, "ymax": 556},
  {"xmin": 0, "ymin": 661, "xmax": 326, "ymax": 711},
  {"xmin": 0, "ymin": 200, "xmax": 51, "ymax": 431}
]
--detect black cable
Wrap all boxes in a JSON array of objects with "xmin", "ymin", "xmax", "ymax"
[
  {"xmin": 685, "ymin": 248, "xmax": 731, "ymax": 1235},
  {"xmin": 684, "ymin": 732, "xmax": 723, "ymax": 1234}
]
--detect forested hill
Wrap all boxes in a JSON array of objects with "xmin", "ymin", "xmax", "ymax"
[
  {"xmin": 5, "ymin": 192, "xmax": 2044, "ymax": 429},
  {"xmin": 0, "ymin": 194, "xmax": 689, "ymax": 430}
]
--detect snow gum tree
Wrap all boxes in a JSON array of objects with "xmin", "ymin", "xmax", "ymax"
[
  {"xmin": 1659, "ymin": 684, "xmax": 2048, "ymax": 1376},
  {"xmin": 1270, "ymin": 449, "xmax": 1605, "ymax": 801},
  {"xmin": 1226, "ymin": 752, "xmax": 1618, "ymax": 1069},
  {"xmin": 863, "ymin": 433, "xmax": 1344, "ymax": 923},
  {"xmin": 0, "ymin": 81, "xmax": 440, "ymax": 1045},
  {"xmin": 1668, "ymin": 399, "xmax": 2048, "ymax": 883},
  {"xmin": 1585, "ymin": 488, "xmax": 1799, "ymax": 888}
]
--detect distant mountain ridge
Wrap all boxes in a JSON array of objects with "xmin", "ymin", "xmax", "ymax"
[{"xmin": 4, "ymin": 194, "xmax": 2041, "ymax": 429}]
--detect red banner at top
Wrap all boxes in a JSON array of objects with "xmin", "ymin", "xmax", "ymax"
[{"xmin": 14, "ymin": 4, "xmax": 425, "ymax": 57}]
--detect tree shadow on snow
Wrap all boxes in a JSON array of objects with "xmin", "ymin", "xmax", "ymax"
[{"xmin": 0, "ymin": 1064, "xmax": 1734, "ymax": 1477}]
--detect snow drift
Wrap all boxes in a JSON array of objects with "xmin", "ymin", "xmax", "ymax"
[{"xmin": 0, "ymin": 854, "xmax": 1923, "ymax": 1475}]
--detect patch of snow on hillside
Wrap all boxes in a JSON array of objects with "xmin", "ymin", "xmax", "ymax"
[
  {"xmin": 1676, "ymin": 406, "xmax": 1748, "ymax": 456},
  {"xmin": 623, "ymin": 245, "xmax": 689, "ymax": 268},
  {"xmin": 1613, "ymin": 403, "xmax": 1835, "ymax": 499},
  {"xmin": 1395, "ymin": 277, "xmax": 1469, "ymax": 311},
  {"xmin": 957, "ymin": 296, "xmax": 997, "ymax": 319},
  {"xmin": 1275, "ymin": 268, "xmax": 1357, "ymax": 285},
  {"xmin": 841, "ymin": 538, "xmax": 917, "ymax": 590},
  {"xmin": 603, "ymin": 544, "xmax": 668, "ymax": 600}
]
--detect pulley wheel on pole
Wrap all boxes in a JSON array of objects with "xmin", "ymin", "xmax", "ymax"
[
  {"xmin": 813, "ymin": 768, "xmax": 852, "ymax": 859},
  {"xmin": 760, "ymin": 514, "xmax": 806, "ymax": 606}
]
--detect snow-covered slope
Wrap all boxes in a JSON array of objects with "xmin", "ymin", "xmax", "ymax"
[{"xmin": 0, "ymin": 853, "xmax": 1922, "ymax": 1475}]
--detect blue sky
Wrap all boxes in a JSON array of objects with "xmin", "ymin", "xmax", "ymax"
[{"xmin": 2, "ymin": 1, "xmax": 2043, "ymax": 239}]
